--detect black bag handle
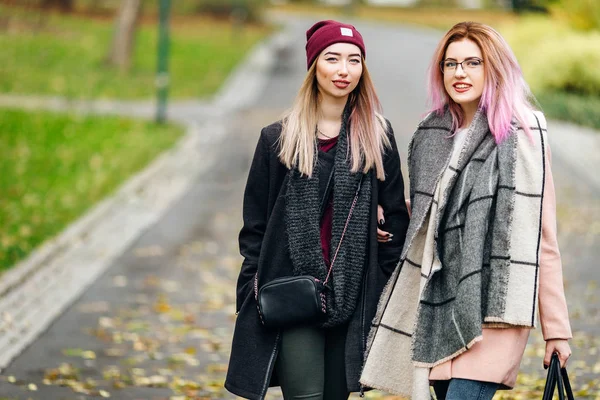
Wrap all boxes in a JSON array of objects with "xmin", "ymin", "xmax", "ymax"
[
  {"xmin": 542, "ymin": 355, "xmax": 557, "ymax": 400},
  {"xmin": 542, "ymin": 353, "xmax": 574, "ymax": 400},
  {"xmin": 561, "ymin": 362, "xmax": 574, "ymax": 399}
]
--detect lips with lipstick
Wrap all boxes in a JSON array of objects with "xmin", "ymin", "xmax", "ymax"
[
  {"xmin": 333, "ymin": 80, "xmax": 351, "ymax": 89},
  {"xmin": 453, "ymin": 82, "xmax": 472, "ymax": 93}
]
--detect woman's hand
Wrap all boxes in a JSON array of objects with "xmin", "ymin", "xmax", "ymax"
[
  {"xmin": 377, "ymin": 205, "xmax": 392, "ymax": 243},
  {"xmin": 377, "ymin": 200, "xmax": 411, "ymax": 243},
  {"xmin": 544, "ymin": 339, "xmax": 572, "ymax": 368}
]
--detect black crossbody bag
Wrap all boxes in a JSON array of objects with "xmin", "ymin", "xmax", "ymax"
[{"xmin": 255, "ymin": 178, "xmax": 362, "ymax": 330}]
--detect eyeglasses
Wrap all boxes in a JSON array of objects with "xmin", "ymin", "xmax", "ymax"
[{"xmin": 440, "ymin": 57, "xmax": 483, "ymax": 73}]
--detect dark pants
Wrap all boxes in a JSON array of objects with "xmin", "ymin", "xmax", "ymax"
[
  {"xmin": 433, "ymin": 379, "xmax": 499, "ymax": 400},
  {"xmin": 275, "ymin": 324, "xmax": 349, "ymax": 400}
]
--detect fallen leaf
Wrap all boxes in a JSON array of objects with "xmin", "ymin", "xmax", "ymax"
[{"xmin": 135, "ymin": 245, "xmax": 165, "ymax": 257}]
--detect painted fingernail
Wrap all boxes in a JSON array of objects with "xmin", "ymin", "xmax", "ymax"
[
  {"xmin": 379, "ymin": 219, "xmax": 384, "ymax": 225},
  {"xmin": 387, "ymin": 238, "xmax": 392, "ymax": 242},
  {"xmin": 544, "ymin": 364, "xmax": 548, "ymax": 370}
]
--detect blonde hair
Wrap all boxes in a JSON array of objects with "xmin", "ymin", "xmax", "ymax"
[{"xmin": 279, "ymin": 59, "xmax": 390, "ymax": 180}]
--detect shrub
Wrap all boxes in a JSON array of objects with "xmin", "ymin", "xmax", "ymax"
[
  {"xmin": 510, "ymin": 0, "xmax": 549, "ymax": 13},
  {"xmin": 536, "ymin": 91, "xmax": 600, "ymax": 130},
  {"xmin": 196, "ymin": 0, "xmax": 265, "ymax": 23},
  {"xmin": 550, "ymin": 0, "xmax": 600, "ymax": 32},
  {"xmin": 523, "ymin": 33, "xmax": 600, "ymax": 96},
  {"xmin": 501, "ymin": 17, "xmax": 600, "ymax": 96},
  {"xmin": 416, "ymin": 0, "xmax": 460, "ymax": 7}
]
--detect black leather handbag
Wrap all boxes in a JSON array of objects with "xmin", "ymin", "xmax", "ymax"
[
  {"xmin": 255, "ymin": 179, "xmax": 362, "ymax": 330},
  {"xmin": 256, "ymin": 275, "xmax": 327, "ymax": 329},
  {"xmin": 542, "ymin": 353, "xmax": 574, "ymax": 400}
]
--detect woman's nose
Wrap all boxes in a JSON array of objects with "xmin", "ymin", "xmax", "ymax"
[
  {"xmin": 454, "ymin": 64, "xmax": 467, "ymax": 77},
  {"xmin": 338, "ymin": 62, "xmax": 349, "ymax": 75}
]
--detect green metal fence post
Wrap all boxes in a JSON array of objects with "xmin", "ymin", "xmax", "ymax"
[{"xmin": 156, "ymin": 0, "xmax": 171, "ymax": 124}]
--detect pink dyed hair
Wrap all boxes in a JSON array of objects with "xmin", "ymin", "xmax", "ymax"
[{"xmin": 427, "ymin": 21, "xmax": 535, "ymax": 143}]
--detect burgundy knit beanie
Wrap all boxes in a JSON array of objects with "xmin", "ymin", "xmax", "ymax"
[{"xmin": 305, "ymin": 20, "xmax": 366, "ymax": 70}]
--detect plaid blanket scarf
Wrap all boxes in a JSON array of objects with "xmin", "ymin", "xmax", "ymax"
[{"xmin": 360, "ymin": 108, "xmax": 548, "ymax": 399}]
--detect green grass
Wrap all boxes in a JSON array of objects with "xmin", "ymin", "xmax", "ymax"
[
  {"xmin": 537, "ymin": 91, "xmax": 600, "ymax": 131},
  {"xmin": 0, "ymin": 5, "xmax": 272, "ymax": 99},
  {"xmin": 0, "ymin": 109, "xmax": 183, "ymax": 270}
]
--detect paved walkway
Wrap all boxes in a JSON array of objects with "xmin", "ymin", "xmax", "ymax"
[{"xmin": 0, "ymin": 12, "xmax": 599, "ymax": 399}]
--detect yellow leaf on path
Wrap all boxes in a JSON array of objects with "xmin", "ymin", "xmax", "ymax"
[
  {"xmin": 112, "ymin": 275, "xmax": 128, "ymax": 287},
  {"xmin": 104, "ymin": 348, "xmax": 126, "ymax": 357},
  {"xmin": 148, "ymin": 375, "xmax": 168, "ymax": 385},
  {"xmin": 154, "ymin": 301, "xmax": 171, "ymax": 313},
  {"xmin": 135, "ymin": 245, "xmax": 165, "ymax": 257}
]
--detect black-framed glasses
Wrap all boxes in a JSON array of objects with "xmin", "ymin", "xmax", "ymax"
[{"xmin": 440, "ymin": 57, "xmax": 483, "ymax": 73}]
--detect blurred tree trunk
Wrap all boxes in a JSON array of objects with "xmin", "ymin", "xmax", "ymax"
[
  {"xmin": 41, "ymin": 0, "xmax": 74, "ymax": 12},
  {"xmin": 107, "ymin": 0, "xmax": 142, "ymax": 72}
]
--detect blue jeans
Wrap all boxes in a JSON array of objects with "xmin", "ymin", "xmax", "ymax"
[{"xmin": 433, "ymin": 379, "xmax": 499, "ymax": 400}]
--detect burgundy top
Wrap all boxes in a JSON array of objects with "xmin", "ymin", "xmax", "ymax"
[{"xmin": 318, "ymin": 136, "xmax": 338, "ymax": 267}]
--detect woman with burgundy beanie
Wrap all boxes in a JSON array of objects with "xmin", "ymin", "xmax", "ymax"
[{"xmin": 225, "ymin": 20, "xmax": 410, "ymax": 400}]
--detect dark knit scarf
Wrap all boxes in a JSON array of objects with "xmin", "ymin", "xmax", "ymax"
[{"xmin": 285, "ymin": 106, "xmax": 372, "ymax": 328}]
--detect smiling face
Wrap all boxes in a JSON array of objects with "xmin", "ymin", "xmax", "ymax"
[
  {"xmin": 315, "ymin": 42, "xmax": 363, "ymax": 101},
  {"xmin": 443, "ymin": 38, "xmax": 485, "ymax": 117}
]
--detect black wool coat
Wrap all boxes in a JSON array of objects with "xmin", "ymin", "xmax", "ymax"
[{"xmin": 225, "ymin": 121, "xmax": 410, "ymax": 400}]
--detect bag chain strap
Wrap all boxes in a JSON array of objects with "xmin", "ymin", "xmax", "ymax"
[
  {"xmin": 253, "ymin": 176, "xmax": 363, "ymax": 300},
  {"xmin": 324, "ymin": 177, "xmax": 362, "ymax": 286}
]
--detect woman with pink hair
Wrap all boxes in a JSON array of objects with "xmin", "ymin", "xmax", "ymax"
[{"xmin": 362, "ymin": 21, "xmax": 572, "ymax": 399}]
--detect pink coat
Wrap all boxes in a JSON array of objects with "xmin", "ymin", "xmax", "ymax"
[{"xmin": 429, "ymin": 145, "xmax": 572, "ymax": 388}]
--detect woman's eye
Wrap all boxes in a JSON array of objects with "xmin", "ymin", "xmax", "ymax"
[
  {"xmin": 349, "ymin": 58, "xmax": 361, "ymax": 64},
  {"xmin": 326, "ymin": 57, "xmax": 338, "ymax": 62},
  {"xmin": 467, "ymin": 60, "xmax": 481, "ymax": 67},
  {"xmin": 445, "ymin": 61, "xmax": 457, "ymax": 68}
]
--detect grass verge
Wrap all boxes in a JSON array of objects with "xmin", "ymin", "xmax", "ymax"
[
  {"xmin": 268, "ymin": 3, "xmax": 518, "ymax": 31},
  {"xmin": 536, "ymin": 91, "xmax": 600, "ymax": 131},
  {"xmin": 0, "ymin": 5, "xmax": 272, "ymax": 99},
  {"xmin": 0, "ymin": 109, "xmax": 183, "ymax": 270}
]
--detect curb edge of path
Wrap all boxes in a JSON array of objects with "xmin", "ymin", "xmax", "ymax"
[
  {"xmin": 546, "ymin": 120, "xmax": 600, "ymax": 195},
  {"xmin": 0, "ymin": 29, "xmax": 291, "ymax": 371}
]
